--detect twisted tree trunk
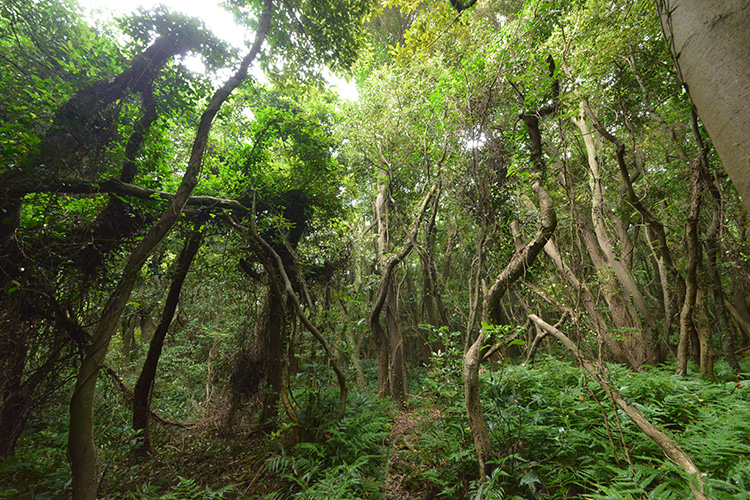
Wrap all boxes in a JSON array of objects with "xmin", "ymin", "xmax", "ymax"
[
  {"xmin": 369, "ymin": 185, "xmax": 437, "ymax": 407},
  {"xmin": 67, "ymin": 10, "xmax": 271, "ymax": 498},
  {"xmin": 676, "ymin": 160, "xmax": 705, "ymax": 375},
  {"xmin": 464, "ymin": 180, "xmax": 556, "ymax": 477}
]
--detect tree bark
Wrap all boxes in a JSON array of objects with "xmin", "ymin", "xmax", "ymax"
[
  {"xmin": 67, "ymin": 10, "xmax": 271, "ymax": 498},
  {"xmin": 694, "ymin": 291, "xmax": 714, "ymax": 380},
  {"xmin": 656, "ymin": 0, "xmax": 750, "ymax": 213},
  {"xmin": 580, "ymin": 99, "xmax": 681, "ymax": 360},
  {"xmin": 256, "ymin": 284, "xmax": 288, "ymax": 425},
  {"xmin": 419, "ymin": 184, "xmax": 449, "ymax": 328}
]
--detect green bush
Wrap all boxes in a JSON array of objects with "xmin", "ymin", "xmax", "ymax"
[{"xmin": 125, "ymin": 477, "xmax": 235, "ymax": 500}]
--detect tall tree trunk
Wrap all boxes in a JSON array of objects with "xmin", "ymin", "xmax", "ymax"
[
  {"xmin": 132, "ymin": 216, "xmax": 205, "ymax": 456},
  {"xmin": 227, "ymin": 210, "xmax": 349, "ymax": 422},
  {"xmin": 420, "ymin": 185, "xmax": 449, "ymax": 328},
  {"xmin": 67, "ymin": 12, "xmax": 271, "ymax": 499},
  {"xmin": 656, "ymin": 0, "xmax": 750, "ymax": 213},
  {"xmin": 703, "ymin": 175, "xmax": 740, "ymax": 372},
  {"xmin": 695, "ymin": 291, "xmax": 715, "ymax": 379},
  {"xmin": 256, "ymin": 282, "xmax": 288, "ymax": 425},
  {"xmin": 573, "ymin": 113, "xmax": 658, "ymax": 366},
  {"xmin": 581, "ymin": 99, "xmax": 681, "ymax": 361},
  {"xmin": 464, "ymin": 180, "xmax": 556, "ymax": 478},
  {"xmin": 373, "ymin": 176, "xmax": 392, "ymax": 398},
  {"xmin": 542, "ymin": 236, "xmax": 625, "ymax": 362},
  {"xmin": 571, "ymin": 205, "xmax": 634, "ymax": 334},
  {"xmin": 676, "ymin": 160, "xmax": 704, "ymax": 375},
  {"xmin": 463, "ymin": 69, "xmax": 559, "ymax": 477},
  {"xmin": 369, "ymin": 186, "xmax": 437, "ymax": 407}
]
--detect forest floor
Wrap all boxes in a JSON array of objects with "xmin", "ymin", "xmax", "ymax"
[
  {"xmin": 384, "ymin": 408, "xmax": 426, "ymax": 499},
  {"xmin": 4, "ymin": 358, "xmax": 750, "ymax": 499}
]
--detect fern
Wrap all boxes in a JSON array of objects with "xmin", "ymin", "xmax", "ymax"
[
  {"xmin": 125, "ymin": 476, "xmax": 235, "ymax": 500},
  {"xmin": 265, "ymin": 392, "xmax": 390, "ymax": 499}
]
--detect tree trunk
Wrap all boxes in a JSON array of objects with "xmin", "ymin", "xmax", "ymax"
[
  {"xmin": 573, "ymin": 112, "xmax": 658, "ymax": 366},
  {"xmin": 369, "ymin": 185, "xmax": 437, "ymax": 407},
  {"xmin": 420, "ymin": 185, "xmax": 449, "ymax": 328},
  {"xmin": 0, "ymin": 324, "xmax": 29, "ymax": 457},
  {"xmin": 133, "ymin": 216, "xmax": 205, "ymax": 456},
  {"xmin": 67, "ymin": 12, "xmax": 270, "ymax": 498},
  {"xmin": 227, "ymin": 211, "xmax": 349, "ymax": 422},
  {"xmin": 656, "ymin": 0, "xmax": 750, "ymax": 213},
  {"xmin": 676, "ymin": 160, "xmax": 704, "ymax": 375},
  {"xmin": 465, "ymin": 180, "xmax": 556, "ymax": 478},
  {"xmin": 463, "ymin": 334, "xmax": 492, "ymax": 477},
  {"xmin": 581, "ymin": 99, "xmax": 682, "ymax": 361},
  {"xmin": 703, "ymin": 175, "xmax": 740, "ymax": 373},
  {"xmin": 542, "ymin": 236, "xmax": 625, "ymax": 362},
  {"xmin": 256, "ymin": 283, "xmax": 288, "ymax": 426},
  {"xmin": 695, "ymin": 291, "xmax": 715, "ymax": 380},
  {"xmin": 572, "ymin": 205, "xmax": 634, "ymax": 335}
]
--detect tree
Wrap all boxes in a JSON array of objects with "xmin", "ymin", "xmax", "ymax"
[
  {"xmin": 656, "ymin": 1, "xmax": 750, "ymax": 213},
  {"xmin": 344, "ymin": 59, "xmax": 463, "ymax": 406},
  {"xmin": 0, "ymin": 0, "xmax": 372, "ymax": 495},
  {"xmin": 68, "ymin": 8, "xmax": 273, "ymax": 496},
  {"xmin": 222, "ymin": 88, "xmax": 347, "ymax": 427}
]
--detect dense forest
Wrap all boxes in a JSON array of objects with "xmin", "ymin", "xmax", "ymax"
[{"xmin": 2, "ymin": 0, "xmax": 750, "ymax": 498}]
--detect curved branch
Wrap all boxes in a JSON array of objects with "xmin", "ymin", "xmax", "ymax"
[{"xmin": 5, "ymin": 178, "xmax": 245, "ymax": 210}]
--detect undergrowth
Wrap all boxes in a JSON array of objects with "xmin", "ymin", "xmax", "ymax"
[
  {"xmin": 4, "ymin": 347, "xmax": 750, "ymax": 500},
  {"xmin": 264, "ymin": 391, "xmax": 392, "ymax": 500},
  {"xmin": 403, "ymin": 352, "xmax": 750, "ymax": 499}
]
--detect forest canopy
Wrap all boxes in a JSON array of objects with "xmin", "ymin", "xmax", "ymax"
[{"xmin": 2, "ymin": 0, "xmax": 750, "ymax": 499}]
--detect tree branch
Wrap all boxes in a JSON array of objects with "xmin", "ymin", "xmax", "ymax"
[{"xmin": 5, "ymin": 178, "xmax": 245, "ymax": 210}]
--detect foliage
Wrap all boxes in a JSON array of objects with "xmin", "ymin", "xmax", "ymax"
[
  {"xmin": 400, "ymin": 354, "xmax": 750, "ymax": 499},
  {"xmin": 0, "ymin": 426, "xmax": 71, "ymax": 499},
  {"xmin": 227, "ymin": 0, "xmax": 372, "ymax": 82},
  {"xmin": 265, "ymin": 392, "xmax": 391, "ymax": 499},
  {"xmin": 4, "ymin": 0, "xmax": 750, "ymax": 499},
  {"xmin": 124, "ymin": 477, "xmax": 236, "ymax": 500},
  {"xmin": 118, "ymin": 6, "xmax": 234, "ymax": 70},
  {"xmin": 0, "ymin": 0, "xmax": 123, "ymax": 167},
  {"xmin": 420, "ymin": 325, "xmax": 464, "ymax": 404}
]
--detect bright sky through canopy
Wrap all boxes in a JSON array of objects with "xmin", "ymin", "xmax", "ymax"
[{"xmin": 80, "ymin": 0, "xmax": 359, "ymax": 100}]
